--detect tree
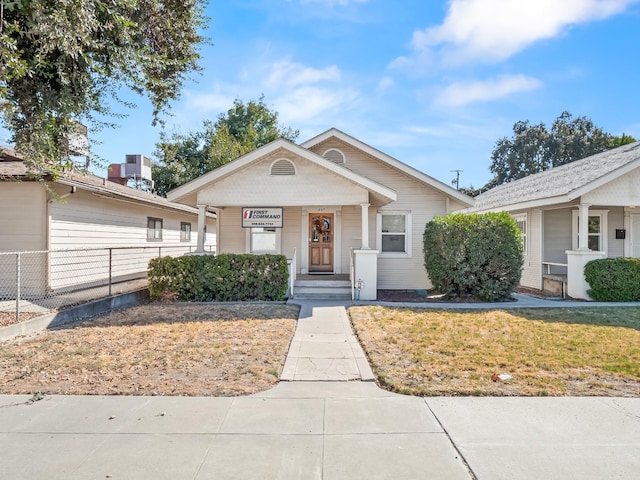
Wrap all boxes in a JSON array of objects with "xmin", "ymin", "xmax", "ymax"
[
  {"xmin": 152, "ymin": 97, "xmax": 299, "ymax": 196},
  {"xmin": 0, "ymin": 0, "xmax": 207, "ymax": 178},
  {"xmin": 476, "ymin": 112, "xmax": 636, "ymax": 191}
]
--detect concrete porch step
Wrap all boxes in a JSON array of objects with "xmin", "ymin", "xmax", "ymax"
[{"xmin": 293, "ymin": 278, "xmax": 352, "ymax": 300}]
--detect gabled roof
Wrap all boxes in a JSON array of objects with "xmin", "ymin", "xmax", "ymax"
[
  {"xmin": 302, "ymin": 128, "xmax": 474, "ymax": 207},
  {"xmin": 167, "ymin": 137, "xmax": 398, "ymax": 204},
  {"xmin": 0, "ymin": 148, "xmax": 211, "ymax": 217},
  {"xmin": 472, "ymin": 141, "xmax": 640, "ymax": 212}
]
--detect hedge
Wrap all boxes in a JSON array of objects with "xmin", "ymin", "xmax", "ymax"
[
  {"xmin": 147, "ymin": 253, "xmax": 289, "ymax": 302},
  {"xmin": 423, "ymin": 212, "xmax": 523, "ymax": 301},
  {"xmin": 584, "ymin": 257, "xmax": 640, "ymax": 302}
]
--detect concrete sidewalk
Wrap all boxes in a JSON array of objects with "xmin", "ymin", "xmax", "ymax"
[{"xmin": 1, "ymin": 299, "xmax": 639, "ymax": 479}]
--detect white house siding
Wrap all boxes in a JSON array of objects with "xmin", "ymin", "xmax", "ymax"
[
  {"xmin": 309, "ymin": 139, "xmax": 452, "ymax": 289},
  {"xmin": 0, "ymin": 182, "xmax": 47, "ymax": 296},
  {"xmin": 218, "ymin": 207, "xmax": 246, "ymax": 255},
  {"xmin": 601, "ymin": 206, "xmax": 624, "ymax": 258},
  {"xmin": 512, "ymin": 209, "xmax": 543, "ymax": 290},
  {"xmin": 196, "ymin": 154, "xmax": 368, "ymax": 207},
  {"xmin": 340, "ymin": 206, "xmax": 363, "ymax": 271},
  {"xmin": 281, "ymin": 207, "xmax": 302, "ymax": 262},
  {"xmin": 47, "ymin": 186, "xmax": 215, "ymax": 291},
  {"xmin": 543, "ymin": 208, "xmax": 573, "ymax": 266},
  {"xmin": 0, "ymin": 182, "xmax": 46, "ymax": 251},
  {"xmin": 582, "ymin": 168, "xmax": 640, "ymax": 206}
]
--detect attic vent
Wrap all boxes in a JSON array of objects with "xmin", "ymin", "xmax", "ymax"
[
  {"xmin": 323, "ymin": 148, "xmax": 345, "ymax": 164},
  {"xmin": 270, "ymin": 159, "xmax": 296, "ymax": 176}
]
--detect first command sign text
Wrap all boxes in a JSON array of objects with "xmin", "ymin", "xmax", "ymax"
[{"xmin": 242, "ymin": 207, "xmax": 284, "ymax": 228}]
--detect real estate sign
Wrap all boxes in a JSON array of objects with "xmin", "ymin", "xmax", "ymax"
[{"xmin": 241, "ymin": 207, "xmax": 284, "ymax": 228}]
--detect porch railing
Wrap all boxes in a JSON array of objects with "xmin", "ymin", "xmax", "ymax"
[
  {"xmin": 542, "ymin": 261, "xmax": 568, "ymax": 277},
  {"xmin": 349, "ymin": 249, "xmax": 355, "ymax": 301},
  {"xmin": 0, "ymin": 244, "xmax": 214, "ymax": 323},
  {"xmin": 287, "ymin": 248, "xmax": 297, "ymax": 299}
]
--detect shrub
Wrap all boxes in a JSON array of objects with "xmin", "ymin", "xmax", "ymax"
[
  {"xmin": 148, "ymin": 253, "xmax": 289, "ymax": 302},
  {"xmin": 423, "ymin": 212, "xmax": 523, "ymax": 301},
  {"xmin": 584, "ymin": 258, "xmax": 640, "ymax": 301}
]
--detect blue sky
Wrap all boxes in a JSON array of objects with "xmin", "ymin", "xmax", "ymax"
[{"xmin": 4, "ymin": 0, "xmax": 640, "ymax": 189}]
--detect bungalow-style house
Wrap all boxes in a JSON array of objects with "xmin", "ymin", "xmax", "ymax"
[
  {"xmin": 472, "ymin": 141, "xmax": 640, "ymax": 300},
  {"xmin": 0, "ymin": 148, "xmax": 216, "ymax": 296},
  {"xmin": 167, "ymin": 128, "xmax": 473, "ymax": 300}
]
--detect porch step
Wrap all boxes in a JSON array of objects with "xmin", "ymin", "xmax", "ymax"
[{"xmin": 293, "ymin": 279, "xmax": 352, "ymax": 300}]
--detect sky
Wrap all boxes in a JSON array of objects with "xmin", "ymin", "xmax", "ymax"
[{"xmin": 4, "ymin": 0, "xmax": 640, "ymax": 190}]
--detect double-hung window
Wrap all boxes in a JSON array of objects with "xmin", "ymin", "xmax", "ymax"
[
  {"xmin": 377, "ymin": 211, "xmax": 412, "ymax": 257},
  {"xmin": 180, "ymin": 222, "xmax": 191, "ymax": 242},
  {"xmin": 513, "ymin": 214, "xmax": 527, "ymax": 255},
  {"xmin": 572, "ymin": 210, "xmax": 608, "ymax": 252},
  {"xmin": 147, "ymin": 217, "xmax": 163, "ymax": 242}
]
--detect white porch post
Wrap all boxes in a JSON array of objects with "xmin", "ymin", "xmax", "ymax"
[
  {"xmin": 567, "ymin": 203, "xmax": 604, "ymax": 299},
  {"xmin": 578, "ymin": 203, "xmax": 591, "ymax": 250},
  {"xmin": 196, "ymin": 204, "xmax": 207, "ymax": 253},
  {"xmin": 360, "ymin": 203, "xmax": 370, "ymax": 249}
]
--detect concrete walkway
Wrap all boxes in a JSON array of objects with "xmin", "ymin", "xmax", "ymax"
[
  {"xmin": 280, "ymin": 302, "xmax": 374, "ymax": 381},
  {"xmin": 1, "ymin": 298, "xmax": 639, "ymax": 479}
]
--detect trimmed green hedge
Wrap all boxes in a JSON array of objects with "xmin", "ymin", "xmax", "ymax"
[
  {"xmin": 584, "ymin": 257, "xmax": 640, "ymax": 302},
  {"xmin": 148, "ymin": 253, "xmax": 289, "ymax": 302},
  {"xmin": 423, "ymin": 212, "xmax": 523, "ymax": 302}
]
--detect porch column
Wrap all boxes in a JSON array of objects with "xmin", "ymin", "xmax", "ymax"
[
  {"xmin": 360, "ymin": 203, "xmax": 370, "ymax": 249},
  {"xmin": 196, "ymin": 204, "xmax": 208, "ymax": 253},
  {"xmin": 578, "ymin": 203, "xmax": 591, "ymax": 250}
]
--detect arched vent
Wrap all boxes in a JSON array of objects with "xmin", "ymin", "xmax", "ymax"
[
  {"xmin": 323, "ymin": 149, "xmax": 345, "ymax": 164},
  {"xmin": 270, "ymin": 159, "xmax": 296, "ymax": 176}
]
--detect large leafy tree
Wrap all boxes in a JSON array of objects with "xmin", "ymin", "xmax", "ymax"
[
  {"xmin": 486, "ymin": 112, "xmax": 635, "ymax": 187},
  {"xmin": 152, "ymin": 97, "xmax": 299, "ymax": 197},
  {"xmin": 0, "ymin": 0, "xmax": 207, "ymax": 177}
]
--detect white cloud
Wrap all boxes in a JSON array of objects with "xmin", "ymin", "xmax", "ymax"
[
  {"xmin": 266, "ymin": 59, "xmax": 341, "ymax": 89},
  {"xmin": 402, "ymin": 0, "xmax": 637, "ymax": 66},
  {"xmin": 376, "ymin": 76, "xmax": 395, "ymax": 91},
  {"xmin": 435, "ymin": 75, "xmax": 542, "ymax": 107},
  {"xmin": 274, "ymin": 85, "xmax": 359, "ymax": 123},
  {"xmin": 184, "ymin": 91, "xmax": 235, "ymax": 112}
]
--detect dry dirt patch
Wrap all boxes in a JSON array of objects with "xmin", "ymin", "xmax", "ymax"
[
  {"xmin": 350, "ymin": 305, "xmax": 640, "ymax": 397},
  {"xmin": 0, "ymin": 303, "xmax": 299, "ymax": 396}
]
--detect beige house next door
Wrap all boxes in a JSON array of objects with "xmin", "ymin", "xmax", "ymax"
[{"xmin": 309, "ymin": 213, "xmax": 334, "ymax": 272}]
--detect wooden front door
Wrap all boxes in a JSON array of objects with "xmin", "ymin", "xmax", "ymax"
[{"xmin": 309, "ymin": 213, "xmax": 334, "ymax": 272}]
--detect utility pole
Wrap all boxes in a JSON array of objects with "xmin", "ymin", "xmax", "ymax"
[{"xmin": 451, "ymin": 170, "xmax": 463, "ymax": 190}]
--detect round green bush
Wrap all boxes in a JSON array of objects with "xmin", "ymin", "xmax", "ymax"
[
  {"xmin": 584, "ymin": 258, "xmax": 640, "ymax": 302},
  {"xmin": 423, "ymin": 212, "xmax": 523, "ymax": 302}
]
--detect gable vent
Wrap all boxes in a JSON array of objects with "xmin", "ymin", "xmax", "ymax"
[
  {"xmin": 323, "ymin": 148, "xmax": 345, "ymax": 164},
  {"xmin": 270, "ymin": 159, "xmax": 296, "ymax": 176}
]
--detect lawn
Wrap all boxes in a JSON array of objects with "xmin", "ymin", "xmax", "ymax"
[
  {"xmin": 0, "ymin": 303, "xmax": 299, "ymax": 396},
  {"xmin": 349, "ymin": 306, "xmax": 640, "ymax": 397}
]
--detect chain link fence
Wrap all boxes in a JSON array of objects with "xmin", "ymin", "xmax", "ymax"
[{"xmin": 0, "ymin": 245, "xmax": 215, "ymax": 325}]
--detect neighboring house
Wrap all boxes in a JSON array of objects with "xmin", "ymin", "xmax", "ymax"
[
  {"xmin": 0, "ymin": 148, "xmax": 216, "ymax": 296},
  {"xmin": 167, "ymin": 128, "xmax": 473, "ymax": 299},
  {"xmin": 471, "ymin": 141, "xmax": 640, "ymax": 300}
]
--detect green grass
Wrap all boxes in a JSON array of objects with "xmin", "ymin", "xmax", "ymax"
[{"xmin": 349, "ymin": 306, "xmax": 640, "ymax": 396}]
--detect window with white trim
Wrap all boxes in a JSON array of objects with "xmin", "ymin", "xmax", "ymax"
[
  {"xmin": 249, "ymin": 227, "xmax": 281, "ymax": 254},
  {"xmin": 572, "ymin": 210, "xmax": 608, "ymax": 252},
  {"xmin": 147, "ymin": 217, "xmax": 163, "ymax": 242},
  {"xmin": 180, "ymin": 222, "xmax": 191, "ymax": 242},
  {"xmin": 377, "ymin": 211, "xmax": 412, "ymax": 256},
  {"xmin": 513, "ymin": 214, "xmax": 527, "ymax": 255}
]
